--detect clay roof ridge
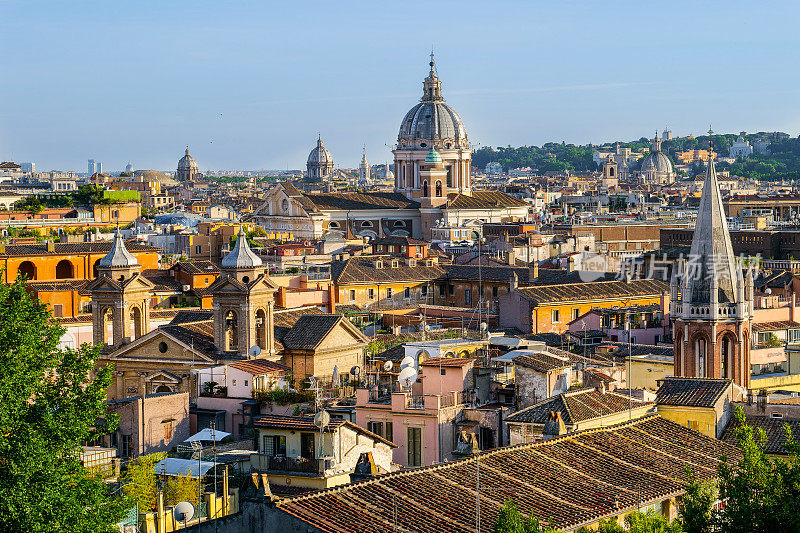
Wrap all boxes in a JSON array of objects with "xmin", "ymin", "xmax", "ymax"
[{"xmin": 277, "ymin": 414, "xmax": 663, "ymax": 507}]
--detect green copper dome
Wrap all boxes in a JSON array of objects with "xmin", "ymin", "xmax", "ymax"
[{"xmin": 425, "ymin": 149, "xmax": 443, "ymax": 164}]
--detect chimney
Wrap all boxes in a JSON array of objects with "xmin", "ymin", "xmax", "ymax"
[
  {"xmin": 757, "ymin": 389, "xmax": 768, "ymax": 412},
  {"xmin": 509, "ymin": 272, "xmax": 518, "ymax": 292},
  {"xmin": 46, "ymin": 240, "xmax": 55, "ymax": 252},
  {"xmin": 507, "ymin": 249, "xmax": 516, "ymax": 266},
  {"xmin": 542, "ymin": 411, "xmax": 566, "ymax": 440},
  {"xmin": 529, "ymin": 261, "xmax": 539, "ymax": 282}
]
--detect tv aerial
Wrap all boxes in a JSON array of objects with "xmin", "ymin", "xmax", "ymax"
[
  {"xmin": 249, "ymin": 345, "xmax": 261, "ymax": 358},
  {"xmin": 173, "ymin": 501, "xmax": 195, "ymax": 527}
]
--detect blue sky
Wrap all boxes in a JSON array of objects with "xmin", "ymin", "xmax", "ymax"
[{"xmin": 1, "ymin": 0, "xmax": 799, "ymax": 172}]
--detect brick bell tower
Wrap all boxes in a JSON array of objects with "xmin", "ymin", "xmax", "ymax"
[{"xmin": 670, "ymin": 159, "xmax": 753, "ymax": 388}]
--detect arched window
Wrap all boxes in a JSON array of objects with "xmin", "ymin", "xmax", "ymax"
[
  {"xmin": 55, "ymin": 259, "xmax": 74, "ymax": 279},
  {"xmin": 92, "ymin": 259, "xmax": 101, "ymax": 278},
  {"xmin": 446, "ymin": 166, "xmax": 452, "ymax": 187},
  {"xmin": 155, "ymin": 385, "xmax": 172, "ymax": 393},
  {"xmin": 393, "ymin": 220, "xmax": 406, "ymax": 228},
  {"xmin": 256, "ymin": 309, "xmax": 267, "ymax": 350},
  {"xmin": 281, "ymin": 199, "xmax": 289, "ymax": 213},
  {"xmin": 695, "ymin": 337, "xmax": 707, "ymax": 377},
  {"xmin": 360, "ymin": 221, "xmax": 373, "ymax": 228},
  {"xmin": 130, "ymin": 306, "xmax": 143, "ymax": 340},
  {"xmin": 721, "ymin": 334, "xmax": 734, "ymax": 379},
  {"xmin": 328, "ymin": 221, "xmax": 340, "ymax": 229},
  {"xmin": 103, "ymin": 307, "xmax": 114, "ymax": 347},
  {"xmin": 423, "ymin": 181, "xmax": 429, "ymax": 197},
  {"xmin": 18, "ymin": 261, "xmax": 36, "ymax": 280},
  {"xmin": 435, "ymin": 181, "xmax": 442, "ymax": 197},
  {"xmin": 225, "ymin": 310, "xmax": 239, "ymax": 351}
]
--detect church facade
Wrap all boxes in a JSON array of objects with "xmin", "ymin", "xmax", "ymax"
[{"xmin": 88, "ymin": 229, "xmax": 367, "ymax": 400}]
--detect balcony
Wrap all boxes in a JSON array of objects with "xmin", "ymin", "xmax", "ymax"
[{"xmin": 253, "ymin": 454, "xmax": 323, "ymax": 475}]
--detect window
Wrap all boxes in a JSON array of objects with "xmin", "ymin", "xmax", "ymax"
[
  {"xmin": 386, "ymin": 288, "xmax": 393, "ymax": 298},
  {"xmin": 492, "ymin": 286, "xmax": 499, "ymax": 298},
  {"xmin": 244, "ymin": 380, "xmax": 248, "ymax": 387},
  {"xmin": 195, "ymin": 245, "xmax": 202, "ymax": 254},
  {"xmin": 162, "ymin": 420, "xmax": 174, "ymax": 440},
  {"xmin": 368, "ymin": 288, "xmax": 375, "ymax": 299},
  {"xmin": 439, "ymin": 284, "xmax": 446, "ymax": 297},
  {"xmin": 350, "ymin": 289, "xmax": 356, "ymax": 301},
  {"xmin": 404, "ymin": 287, "xmax": 410, "ymax": 299},
  {"xmin": 407, "ymin": 427, "xmax": 422, "ymax": 466},
  {"xmin": 448, "ymin": 284, "xmax": 455, "ymax": 296},
  {"xmin": 572, "ymin": 308, "xmax": 580, "ymax": 321},
  {"xmin": 52, "ymin": 304, "xmax": 63, "ymax": 318},
  {"xmin": 391, "ymin": 260, "xmax": 399, "ymax": 268},
  {"xmin": 771, "ymin": 412, "xmax": 784, "ymax": 419},
  {"xmin": 262, "ymin": 435, "xmax": 287, "ymax": 456},
  {"xmin": 421, "ymin": 285, "xmax": 428, "ymax": 297},
  {"xmin": 440, "ymin": 368, "xmax": 446, "ymax": 376},
  {"xmin": 120, "ymin": 434, "xmax": 132, "ymax": 458},
  {"xmin": 552, "ymin": 309, "xmax": 560, "ymax": 323},
  {"xmin": 465, "ymin": 289, "xmax": 472, "ymax": 305},
  {"xmin": 232, "ymin": 379, "xmax": 237, "ymax": 386},
  {"xmin": 158, "ymin": 342, "xmax": 168, "ymax": 354},
  {"xmin": 300, "ymin": 432, "xmax": 315, "ymax": 460}
]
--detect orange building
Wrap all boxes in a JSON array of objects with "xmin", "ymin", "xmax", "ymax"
[
  {"xmin": 676, "ymin": 149, "xmax": 717, "ymax": 164},
  {"xmin": 1, "ymin": 240, "xmax": 160, "ymax": 283}
]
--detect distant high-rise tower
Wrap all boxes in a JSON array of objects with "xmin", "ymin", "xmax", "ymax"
[
  {"xmin": 88, "ymin": 159, "xmax": 96, "ymax": 175},
  {"xmin": 358, "ymin": 145, "xmax": 370, "ymax": 184},
  {"xmin": 96, "ymin": 161, "xmax": 103, "ymax": 174},
  {"xmin": 670, "ymin": 159, "xmax": 754, "ymax": 388}
]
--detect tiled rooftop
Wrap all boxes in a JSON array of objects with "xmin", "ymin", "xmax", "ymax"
[
  {"xmin": 517, "ymin": 279, "xmax": 668, "ymax": 305},
  {"xmin": 656, "ymin": 377, "xmax": 732, "ymax": 408},
  {"xmin": 506, "ymin": 388, "xmax": 650, "ymax": 425},
  {"xmin": 276, "ymin": 416, "xmax": 739, "ymax": 532},
  {"xmin": 721, "ymin": 413, "xmax": 800, "ymax": 455}
]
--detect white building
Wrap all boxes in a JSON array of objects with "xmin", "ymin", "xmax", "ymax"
[{"xmin": 729, "ymin": 136, "xmax": 754, "ymax": 159}]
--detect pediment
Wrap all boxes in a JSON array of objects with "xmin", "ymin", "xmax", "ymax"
[
  {"xmin": 106, "ymin": 329, "xmax": 215, "ymax": 364},
  {"xmin": 121, "ymin": 273, "xmax": 156, "ymax": 291},
  {"xmin": 85, "ymin": 276, "xmax": 122, "ymax": 291},
  {"xmin": 316, "ymin": 320, "xmax": 369, "ymax": 351}
]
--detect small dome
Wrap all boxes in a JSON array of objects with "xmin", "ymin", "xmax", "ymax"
[
  {"xmin": 307, "ymin": 136, "xmax": 333, "ymax": 166},
  {"xmin": 222, "ymin": 228, "xmax": 263, "ymax": 269},
  {"xmin": 641, "ymin": 151, "xmax": 673, "ymax": 174},
  {"xmin": 98, "ymin": 230, "xmax": 139, "ymax": 269},
  {"xmin": 178, "ymin": 147, "xmax": 198, "ymax": 171},
  {"xmin": 425, "ymin": 149, "xmax": 443, "ymax": 164}
]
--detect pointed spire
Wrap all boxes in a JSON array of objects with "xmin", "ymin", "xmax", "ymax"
[
  {"xmin": 683, "ymin": 158, "xmax": 740, "ymax": 305},
  {"xmin": 98, "ymin": 228, "xmax": 139, "ymax": 269},
  {"xmin": 185, "ymin": 146, "xmax": 190, "ymax": 156},
  {"xmin": 222, "ymin": 226, "xmax": 263, "ymax": 269},
  {"xmin": 422, "ymin": 53, "xmax": 443, "ymax": 102}
]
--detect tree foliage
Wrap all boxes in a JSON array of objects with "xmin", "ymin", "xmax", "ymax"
[
  {"xmin": 122, "ymin": 452, "xmax": 167, "ymax": 512},
  {"xmin": 0, "ymin": 277, "xmax": 127, "ymax": 532},
  {"xmin": 163, "ymin": 474, "xmax": 199, "ymax": 507},
  {"xmin": 493, "ymin": 500, "xmax": 563, "ymax": 533}
]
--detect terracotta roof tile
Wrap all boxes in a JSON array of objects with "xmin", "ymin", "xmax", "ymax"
[
  {"xmin": 507, "ymin": 388, "xmax": 650, "ymax": 424},
  {"xmin": 656, "ymin": 377, "xmax": 732, "ymax": 408},
  {"xmin": 276, "ymin": 416, "xmax": 739, "ymax": 532},
  {"xmin": 722, "ymin": 414, "xmax": 800, "ymax": 455},
  {"xmin": 517, "ymin": 279, "xmax": 668, "ymax": 305},
  {"xmin": 420, "ymin": 357, "xmax": 475, "ymax": 368}
]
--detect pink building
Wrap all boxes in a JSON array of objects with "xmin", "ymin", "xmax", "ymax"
[{"xmin": 354, "ymin": 357, "xmax": 473, "ymax": 467}]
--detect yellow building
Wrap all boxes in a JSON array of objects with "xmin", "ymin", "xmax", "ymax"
[
  {"xmin": 655, "ymin": 377, "xmax": 740, "ymax": 438},
  {"xmin": 628, "ymin": 353, "xmax": 675, "ymax": 389},
  {"xmin": 499, "ymin": 279, "xmax": 669, "ymax": 334},
  {"xmin": 331, "ymin": 254, "xmax": 444, "ymax": 311}
]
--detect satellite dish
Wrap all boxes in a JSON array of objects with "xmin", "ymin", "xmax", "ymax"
[
  {"xmin": 400, "ymin": 355, "xmax": 415, "ymax": 369},
  {"xmin": 349, "ymin": 365, "xmax": 360, "ymax": 376},
  {"xmin": 398, "ymin": 367, "xmax": 417, "ymax": 388},
  {"xmin": 314, "ymin": 410, "xmax": 331, "ymax": 429},
  {"xmin": 766, "ymin": 288, "xmax": 773, "ymax": 295},
  {"xmin": 480, "ymin": 322, "xmax": 488, "ymax": 332},
  {"xmin": 249, "ymin": 345, "xmax": 261, "ymax": 358},
  {"xmin": 383, "ymin": 360, "xmax": 393, "ymax": 372},
  {"xmin": 173, "ymin": 501, "xmax": 195, "ymax": 523}
]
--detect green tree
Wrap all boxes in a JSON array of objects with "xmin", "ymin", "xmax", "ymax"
[
  {"xmin": 163, "ymin": 474, "xmax": 199, "ymax": 507},
  {"xmin": 677, "ymin": 471, "xmax": 715, "ymax": 533},
  {"xmin": 122, "ymin": 452, "xmax": 167, "ymax": 512},
  {"xmin": 493, "ymin": 500, "xmax": 564, "ymax": 533},
  {"xmin": 0, "ymin": 277, "xmax": 127, "ymax": 532},
  {"xmin": 713, "ymin": 407, "xmax": 800, "ymax": 533}
]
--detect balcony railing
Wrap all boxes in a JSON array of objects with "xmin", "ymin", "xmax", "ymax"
[
  {"xmin": 406, "ymin": 395, "xmax": 426, "ymax": 409},
  {"xmin": 264, "ymin": 455, "xmax": 320, "ymax": 474}
]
